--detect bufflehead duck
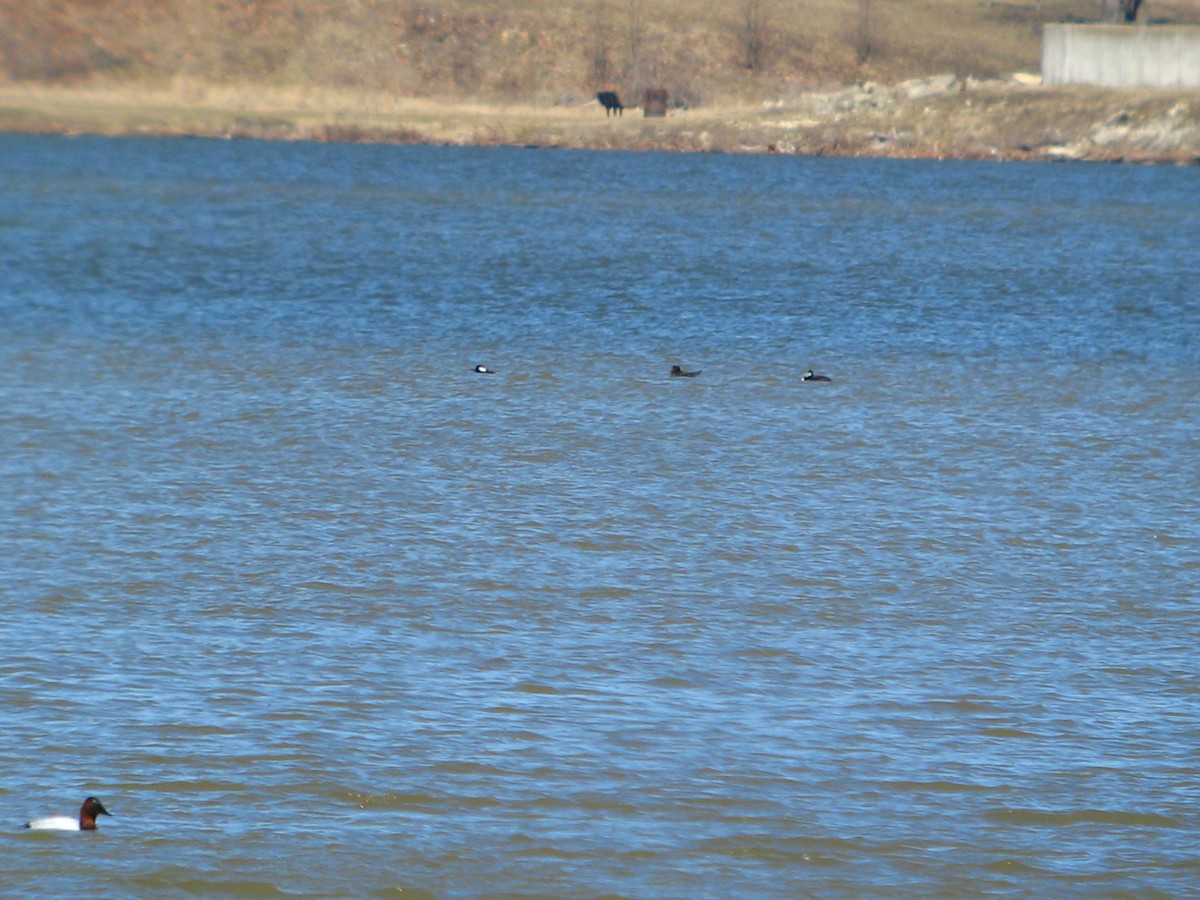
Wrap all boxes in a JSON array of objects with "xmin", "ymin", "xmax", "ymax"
[
  {"xmin": 473, "ymin": 365, "xmax": 496, "ymax": 374},
  {"xmin": 670, "ymin": 365, "xmax": 701, "ymax": 378},
  {"xmin": 802, "ymin": 369, "xmax": 832, "ymax": 382},
  {"xmin": 26, "ymin": 797, "xmax": 111, "ymax": 831}
]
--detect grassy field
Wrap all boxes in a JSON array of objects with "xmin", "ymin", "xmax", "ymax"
[
  {"xmin": 4, "ymin": 76, "xmax": 1198, "ymax": 163},
  {"xmin": 2, "ymin": 0, "xmax": 1199, "ymax": 161},
  {"xmin": 5, "ymin": 0, "xmax": 1200, "ymax": 103}
]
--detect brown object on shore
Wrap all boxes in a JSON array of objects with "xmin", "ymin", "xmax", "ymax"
[{"xmin": 644, "ymin": 89, "xmax": 668, "ymax": 118}]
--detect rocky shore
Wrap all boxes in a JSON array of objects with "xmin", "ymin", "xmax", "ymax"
[
  {"xmin": 761, "ymin": 74, "xmax": 1200, "ymax": 162},
  {"xmin": 3, "ymin": 76, "xmax": 1198, "ymax": 164}
]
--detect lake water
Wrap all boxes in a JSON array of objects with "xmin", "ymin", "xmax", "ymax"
[{"xmin": 1, "ymin": 134, "xmax": 1197, "ymax": 897}]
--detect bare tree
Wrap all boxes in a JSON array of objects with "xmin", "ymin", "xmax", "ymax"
[
  {"xmin": 855, "ymin": 0, "xmax": 875, "ymax": 65},
  {"xmin": 1101, "ymin": 0, "xmax": 1144, "ymax": 22},
  {"xmin": 627, "ymin": 0, "xmax": 644, "ymax": 80},
  {"xmin": 589, "ymin": 0, "xmax": 614, "ymax": 84},
  {"xmin": 738, "ymin": 0, "xmax": 771, "ymax": 71}
]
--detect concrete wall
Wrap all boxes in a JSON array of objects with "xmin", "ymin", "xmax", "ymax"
[{"xmin": 1043, "ymin": 24, "xmax": 1200, "ymax": 87}]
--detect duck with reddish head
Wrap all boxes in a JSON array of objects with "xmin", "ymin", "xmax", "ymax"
[{"xmin": 25, "ymin": 797, "xmax": 111, "ymax": 831}]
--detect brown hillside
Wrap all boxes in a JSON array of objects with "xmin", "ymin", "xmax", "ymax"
[
  {"xmin": 2, "ymin": 0, "xmax": 1198, "ymax": 104},
  {"xmin": 2, "ymin": 1, "xmax": 1199, "ymax": 161}
]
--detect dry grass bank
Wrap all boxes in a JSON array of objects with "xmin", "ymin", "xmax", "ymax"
[
  {"xmin": 3, "ymin": 77, "xmax": 1198, "ymax": 163},
  {"xmin": 3, "ymin": 0, "xmax": 1200, "ymax": 104},
  {"xmin": 2, "ymin": 1, "xmax": 1199, "ymax": 161}
]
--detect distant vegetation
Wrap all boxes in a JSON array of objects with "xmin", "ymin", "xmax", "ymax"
[{"xmin": 2, "ymin": 0, "xmax": 1199, "ymax": 105}]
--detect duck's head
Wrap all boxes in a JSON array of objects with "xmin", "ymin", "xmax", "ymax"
[{"xmin": 79, "ymin": 797, "xmax": 111, "ymax": 830}]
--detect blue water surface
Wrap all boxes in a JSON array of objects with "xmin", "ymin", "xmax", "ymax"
[{"xmin": 1, "ymin": 135, "xmax": 1198, "ymax": 897}]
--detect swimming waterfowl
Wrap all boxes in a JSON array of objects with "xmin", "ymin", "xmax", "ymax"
[
  {"xmin": 26, "ymin": 797, "xmax": 111, "ymax": 831},
  {"xmin": 802, "ymin": 369, "xmax": 832, "ymax": 382},
  {"xmin": 670, "ymin": 365, "xmax": 701, "ymax": 378},
  {"xmin": 473, "ymin": 365, "xmax": 496, "ymax": 374}
]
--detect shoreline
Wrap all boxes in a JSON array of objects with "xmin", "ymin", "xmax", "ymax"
[{"xmin": 3, "ymin": 79, "xmax": 1199, "ymax": 164}]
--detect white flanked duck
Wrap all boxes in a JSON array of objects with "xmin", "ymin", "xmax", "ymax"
[{"xmin": 25, "ymin": 797, "xmax": 111, "ymax": 831}]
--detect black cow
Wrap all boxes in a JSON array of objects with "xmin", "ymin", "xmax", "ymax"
[{"xmin": 597, "ymin": 91, "xmax": 624, "ymax": 117}]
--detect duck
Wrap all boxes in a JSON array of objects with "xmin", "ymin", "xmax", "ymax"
[
  {"xmin": 670, "ymin": 365, "xmax": 701, "ymax": 378},
  {"xmin": 802, "ymin": 369, "xmax": 832, "ymax": 382},
  {"xmin": 25, "ymin": 797, "xmax": 111, "ymax": 831},
  {"xmin": 473, "ymin": 365, "xmax": 496, "ymax": 374}
]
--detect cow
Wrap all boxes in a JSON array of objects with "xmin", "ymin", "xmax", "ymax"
[
  {"xmin": 643, "ymin": 88, "xmax": 668, "ymax": 118},
  {"xmin": 597, "ymin": 91, "xmax": 624, "ymax": 117}
]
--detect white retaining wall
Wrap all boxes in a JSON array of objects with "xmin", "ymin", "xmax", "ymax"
[{"xmin": 1043, "ymin": 24, "xmax": 1200, "ymax": 87}]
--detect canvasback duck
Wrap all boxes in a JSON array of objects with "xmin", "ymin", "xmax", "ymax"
[
  {"xmin": 670, "ymin": 365, "xmax": 701, "ymax": 378},
  {"xmin": 25, "ymin": 797, "xmax": 111, "ymax": 831},
  {"xmin": 802, "ymin": 369, "xmax": 832, "ymax": 382},
  {"xmin": 473, "ymin": 365, "xmax": 496, "ymax": 374}
]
